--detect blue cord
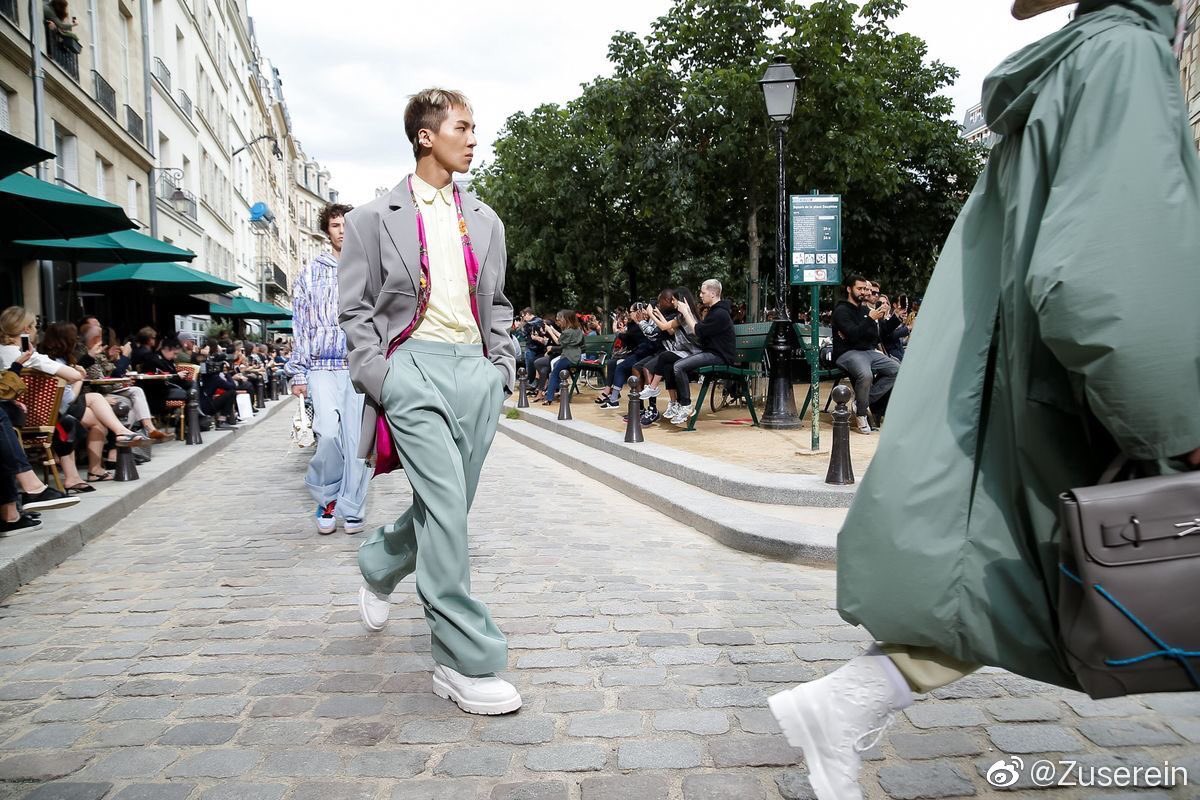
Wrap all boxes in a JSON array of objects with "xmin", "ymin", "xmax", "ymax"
[{"xmin": 1060, "ymin": 560, "xmax": 1200, "ymax": 689}]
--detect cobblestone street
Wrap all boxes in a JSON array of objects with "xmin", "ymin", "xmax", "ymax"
[{"xmin": 0, "ymin": 410, "xmax": 1196, "ymax": 800}]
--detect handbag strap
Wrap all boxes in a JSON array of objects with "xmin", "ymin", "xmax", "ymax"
[{"xmin": 1097, "ymin": 455, "xmax": 1129, "ymax": 485}]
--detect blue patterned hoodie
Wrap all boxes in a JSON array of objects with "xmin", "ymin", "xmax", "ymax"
[{"xmin": 283, "ymin": 252, "xmax": 348, "ymax": 385}]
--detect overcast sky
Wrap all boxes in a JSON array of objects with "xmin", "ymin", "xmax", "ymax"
[{"xmin": 247, "ymin": 1, "xmax": 1073, "ymax": 205}]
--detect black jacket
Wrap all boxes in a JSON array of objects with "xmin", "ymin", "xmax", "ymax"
[
  {"xmin": 695, "ymin": 299, "xmax": 736, "ymax": 365},
  {"xmin": 831, "ymin": 300, "xmax": 901, "ymax": 361}
]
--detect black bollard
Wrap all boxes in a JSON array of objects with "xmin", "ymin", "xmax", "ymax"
[
  {"xmin": 517, "ymin": 367, "xmax": 529, "ymax": 409},
  {"xmin": 825, "ymin": 384, "xmax": 855, "ymax": 485},
  {"xmin": 557, "ymin": 369, "xmax": 573, "ymax": 421},
  {"xmin": 254, "ymin": 380, "xmax": 266, "ymax": 410},
  {"xmin": 267, "ymin": 370, "xmax": 278, "ymax": 401},
  {"xmin": 624, "ymin": 375, "xmax": 644, "ymax": 443},
  {"xmin": 185, "ymin": 382, "xmax": 204, "ymax": 445},
  {"xmin": 113, "ymin": 444, "xmax": 139, "ymax": 481}
]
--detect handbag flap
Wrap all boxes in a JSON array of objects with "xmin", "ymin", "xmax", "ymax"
[{"xmin": 1070, "ymin": 471, "xmax": 1200, "ymax": 566}]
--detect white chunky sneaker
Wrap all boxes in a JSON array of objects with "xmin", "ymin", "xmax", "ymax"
[
  {"xmin": 432, "ymin": 663, "xmax": 522, "ymax": 715},
  {"xmin": 357, "ymin": 584, "xmax": 390, "ymax": 632},
  {"xmin": 640, "ymin": 383, "xmax": 661, "ymax": 398},
  {"xmin": 342, "ymin": 517, "xmax": 366, "ymax": 535},
  {"xmin": 663, "ymin": 401, "xmax": 681, "ymax": 418},
  {"xmin": 854, "ymin": 415, "xmax": 872, "ymax": 435},
  {"xmin": 767, "ymin": 654, "xmax": 909, "ymax": 800}
]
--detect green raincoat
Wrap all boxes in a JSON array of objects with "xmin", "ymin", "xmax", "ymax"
[{"xmin": 837, "ymin": 0, "xmax": 1200, "ymax": 691}]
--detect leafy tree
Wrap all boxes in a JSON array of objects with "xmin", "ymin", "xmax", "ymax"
[{"xmin": 473, "ymin": 0, "xmax": 981, "ymax": 317}]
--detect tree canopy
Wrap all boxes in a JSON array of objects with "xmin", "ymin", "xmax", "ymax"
[{"xmin": 472, "ymin": 0, "xmax": 983, "ymax": 317}]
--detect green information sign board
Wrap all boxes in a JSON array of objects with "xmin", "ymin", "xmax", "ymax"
[{"xmin": 789, "ymin": 195, "xmax": 842, "ymax": 286}]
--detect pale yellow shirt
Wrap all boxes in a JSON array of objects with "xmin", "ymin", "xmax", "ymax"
[{"xmin": 408, "ymin": 173, "xmax": 482, "ymax": 344}]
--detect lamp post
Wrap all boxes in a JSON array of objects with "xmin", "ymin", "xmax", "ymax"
[
  {"xmin": 758, "ymin": 56, "xmax": 801, "ymax": 429},
  {"xmin": 232, "ymin": 134, "xmax": 283, "ymax": 159}
]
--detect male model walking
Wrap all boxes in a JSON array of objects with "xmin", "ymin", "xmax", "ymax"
[
  {"xmin": 768, "ymin": 1, "xmax": 1200, "ymax": 798},
  {"xmin": 285, "ymin": 202, "xmax": 371, "ymax": 535},
  {"xmin": 339, "ymin": 88, "xmax": 520, "ymax": 715}
]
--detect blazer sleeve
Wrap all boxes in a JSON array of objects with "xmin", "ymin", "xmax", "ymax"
[
  {"xmin": 487, "ymin": 216, "xmax": 518, "ymax": 394},
  {"xmin": 338, "ymin": 210, "xmax": 388, "ymax": 403}
]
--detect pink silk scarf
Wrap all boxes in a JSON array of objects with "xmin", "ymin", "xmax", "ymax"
[{"xmin": 373, "ymin": 177, "xmax": 485, "ymax": 477}]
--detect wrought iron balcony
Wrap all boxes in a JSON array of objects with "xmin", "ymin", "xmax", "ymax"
[
  {"xmin": 257, "ymin": 260, "xmax": 287, "ymax": 294},
  {"xmin": 124, "ymin": 104, "xmax": 144, "ymax": 145},
  {"xmin": 0, "ymin": 0, "xmax": 18, "ymax": 24},
  {"xmin": 45, "ymin": 30, "xmax": 79, "ymax": 81},
  {"xmin": 153, "ymin": 57, "xmax": 171, "ymax": 93},
  {"xmin": 92, "ymin": 70, "xmax": 116, "ymax": 118},
  {"xmin": 178, "ymin": 89, "xmax": 193, "ymax": 119}
]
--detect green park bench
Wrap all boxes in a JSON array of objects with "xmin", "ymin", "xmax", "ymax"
[
  {"xmin": 568, "ymin": 333, "xmax": 616, "ymax": 395},
  {"xmin": 683, "ymin": 322, "xmax": 835, "ymax": 431}
]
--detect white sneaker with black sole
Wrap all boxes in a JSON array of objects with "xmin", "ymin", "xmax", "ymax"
[
  {"xmin": 20, "ymin": 487, "xmax": 80, "ymax": 511},
  {"xmin": 432, "ymin": 662, "xmax": 522, "ymax": 715},
  {"xmin": 342, "ymin": 517, "xmax": 366, "ymax": 535}
]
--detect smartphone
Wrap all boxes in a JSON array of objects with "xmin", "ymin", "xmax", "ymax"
[{"xmin": 19, "ymin": 334, "xmax": 30, "ymax": 352}]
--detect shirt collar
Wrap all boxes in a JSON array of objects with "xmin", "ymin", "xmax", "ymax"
[{"xmin": 411, "ymin": 173, "xmax": 454, "ymax": 207}]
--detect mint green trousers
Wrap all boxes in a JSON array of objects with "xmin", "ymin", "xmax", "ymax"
[{"xmin": 357, "ymin": 339, "xmax": 508, "ymax": 676}]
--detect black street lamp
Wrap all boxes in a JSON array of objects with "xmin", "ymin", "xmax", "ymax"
[
  {"xmin": 151, "ymin": 167, "xmax": 191, "ymax": 216},
  {"xmin": 758, "ymin": 56, "xmax": 801, "ymax": 429}
]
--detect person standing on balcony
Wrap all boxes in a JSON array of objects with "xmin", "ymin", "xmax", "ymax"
[{"xmin": 284, "ymin": 202, "xmax": 371, "ymax": 536}]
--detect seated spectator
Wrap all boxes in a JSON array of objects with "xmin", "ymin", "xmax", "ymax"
[
  {"xmin": 519, "ymin": 308, "xmax": 548, "ymax": 387},
  {"xmin": 199, "ymin": 348, "xmax": 239, "ymax": 429},
  {"xmin": 77, "ymin": 323, "xmax": 169, "ymax": 441},
  {"xmin": 635, "ymin": 288, "xmax": 703, "ymax": 426},
  {"xmin": 664, "ymin": 279, "xmax": 736, "ymax": 425},
  {"xmin": 0, "ymin": 348, "xmax": 79, "ymax": 530},
  {"xmin": 533, "ymin": 310, "xmax": 584, "ymax": 406},
  {"xmin": 596, "ymin": 302, "xmax": 661, "ymax": 410},
  {"xmin": 831, "ymin": 274, "xmax": 900, "ymax": 433},
  {"xmin": 883, "ymin": 294, "xmax": 913, "ymax": 361},
  {"xmin": 130, "ymin": 326, "xmax": 158, "ymax": 372},
  {"xmin": 40, "ymin": 322, "xmax": 151, "ymax": 482}
]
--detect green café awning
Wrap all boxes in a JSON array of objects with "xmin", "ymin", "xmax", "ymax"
[
  {"xmin": 78, "ymin": 262, "xmax": 238, "ymax": 295},
  {"xmin": 0, "ymin": 131, "xmax": 54, "ymax": 178},
  {"xmin": 209, "ymin": 296, "xmax": 292, "ymax": 320},
  {"xmin": 9, "ymin": 228, "xmax": 195, "ymax": 263},
  {"xmin": 0, "ymin": 172, "xmax": 135, "ymax": 241},
  {"xmin": 267, "ymin": 320, "xmax": 293, "ymax": 332}
]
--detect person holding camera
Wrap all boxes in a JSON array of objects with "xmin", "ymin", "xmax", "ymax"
[
  {"xmin": 285, "ymin": 202, "xmax": 370, "ymax": 536},
  {"xmin": 518, "ymin": 308, "xmax": 547, "ymax": 388},
  {"xmin": 830, "ymin": 274, "xmax": 900, "ymax": 434}
]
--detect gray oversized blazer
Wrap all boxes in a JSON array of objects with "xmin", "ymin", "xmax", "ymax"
[{"xmin": 337, "ymin": 177, "xmax": 518, "ymax": 460}]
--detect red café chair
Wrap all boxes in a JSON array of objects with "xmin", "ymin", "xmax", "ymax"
[
  {"xmin": 168, "ymin": 364, "xmax": 201, "ymax": 440},
  {"xmin": 18, "ymin": 373, "xmax": 67, "ymax": 493}
]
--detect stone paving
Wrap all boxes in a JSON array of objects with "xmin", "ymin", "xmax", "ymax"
[{"xmin": 0, "ymin": 410, "xmax": 1196, "ymax": 800}]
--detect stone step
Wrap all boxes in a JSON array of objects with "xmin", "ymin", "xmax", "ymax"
[
  {"xmin": 498, "ymin": 416, "xmax": 838, "ymax": 566},
  {"xmin": 509, "ymin": 404, "xmax": 857, "ymax": 508}
]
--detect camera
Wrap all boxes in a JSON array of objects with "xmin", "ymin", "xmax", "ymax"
[{"xmin": 203, "ymin": 351, "xmax": 231, "ymax": 375}]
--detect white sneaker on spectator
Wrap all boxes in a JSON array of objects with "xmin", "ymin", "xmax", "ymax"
[
  {"xmin": 768, "ymin": 653, "xmax": 910, "ymax": 800},
  {"xmin": 854, "ymin": 415, "xmax": 872, "ymax": 435},
  {"xmin": 433, "ymin": 663, "xmax": 522, "ymax": 715},
  {"xmin": 315, "ymin": 501, "xmax": 337, "ymax": 534},
  {"xmin": 358, "ymin": 584, "xmax": 390, "ymax": 632},
  {"xmin": 640, "ymin": 383, "xmax": 661, "ymax": 398},
  {"xmin": 343, "ymin": 517, "xmax": 366, "ymax": 535},
  {"xmin": 670, "ymin": 405, "xmax": 694, "ymax": 425},
  {"xmin": 664, "ymin": 401, "xmax": 681, "ymax": 418}
]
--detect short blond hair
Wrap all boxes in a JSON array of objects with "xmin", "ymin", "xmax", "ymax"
[
  {"xmin": 0, "ymin": 306, "xmax": 35, "ymax": 346},
  {"xmin": 404, "ymin": 88, "xmax": 473, "ymax": 159}
]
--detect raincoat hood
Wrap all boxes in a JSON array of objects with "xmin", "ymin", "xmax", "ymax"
[{"xmin": 983, "ymin": 0, "xmax": 1178, "ymax": 135}]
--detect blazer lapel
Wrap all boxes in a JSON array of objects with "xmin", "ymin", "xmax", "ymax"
[
  {"xmin": 460, "ymin": 188, "xmax": 493, "ymax": 276},
  {"xmin": 381, "ymin": 179, "xmax": 420, "ymax": 293}
]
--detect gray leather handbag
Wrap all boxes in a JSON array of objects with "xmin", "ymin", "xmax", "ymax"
[{"xmin": 1058, "ymin": 460, "xmax": 1200, "ymax": 699}]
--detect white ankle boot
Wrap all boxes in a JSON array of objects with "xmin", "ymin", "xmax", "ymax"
[
  {"xmin": 768, "ymin": 653, "xmax": 911, "ymax": 800},
  {"xmin": 433, "ymin": 663, "xmax": 522, "ymax": 715},
  {"xmin": 357, "ymin": 584, "xmax": 390, "ymax": 632}
]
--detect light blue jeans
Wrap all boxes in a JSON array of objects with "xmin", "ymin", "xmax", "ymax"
[{"xmin": 304, "ymin": 369, "xmax": 370, "ymax": 520}]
